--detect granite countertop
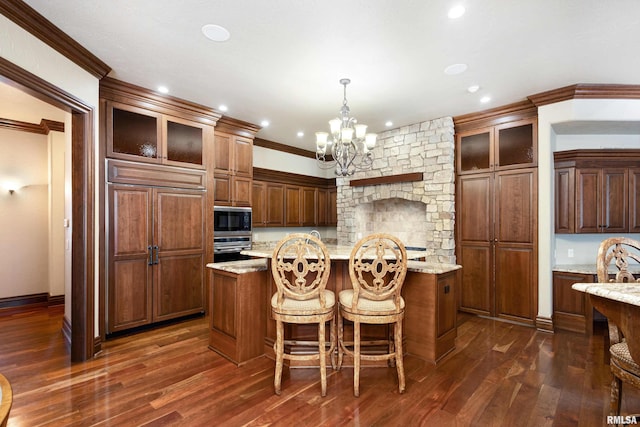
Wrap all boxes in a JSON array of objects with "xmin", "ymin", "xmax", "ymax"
[
  {"xmin": 553, "ymin": 264, "xmax": 598, "ymax": 274},
  {"xmin": 554, "ymin": 264, "xmax": 640, "ymax": 275},
  {"xmin": 243, "ymin": 244, "xmax": 430, "ymax": 261},
  {"xmin": 206, "ymin": 258, "xmax": 268, "ymax": 274},
  {"xmin": 407, "ymin": 261, "xmax": 461, "ymax": 274},
  {"xmin": 572, "ymin": 282, "xmax": 640, "ymax": 306}
]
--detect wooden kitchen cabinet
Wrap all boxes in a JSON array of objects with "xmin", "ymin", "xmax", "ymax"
[
  {"xmin": 252, "ymin": 180, "xmax": 285, "ymax": 227},
  {"xmin": 209, "ymin": 267, "xmax": 267, "ymax": 365},
  {"xmin": 101, "ymin": 78, "xmax": 219, "ymax": 336},
  {"xmin": 213, "ymin": 117, "xmax": 260, "ymax": 207},
  {"xmin": 631, "ymin": 168, "xmax": 640, "ymax": 232},
  {"xmin": 553, "ymin": 271, "xmax": 594, "ymax": 334},
  {"xmin": 455, "ymin": 111, "xmax": 538, "ymax": 325},
  {"xmin": 457, "ymin": 118, "xmax": 537, "ymax": 174},
  {"xmin": 252, "ymin": 168, "xmax": 336, "ymax": 228},
  {"xmin": 107, "ymin": 179, "xmax": 205, "ymax": 333},
  {"xmin": 554, "ymin": 150, "xmax": 640, "ymax": 234},
  {"xmin": 285, "ymin": 185, "xmax": 317, "ymax": 227},
  {"xmin": 328, "ymin": 187, "xmax": 338, "ymax": 226}
]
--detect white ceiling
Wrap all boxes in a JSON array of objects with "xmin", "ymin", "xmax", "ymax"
[{"xmin": 18, "ymin": 0, "xmax": 640, "ymax": 150}]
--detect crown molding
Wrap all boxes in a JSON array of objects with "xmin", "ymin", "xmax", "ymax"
[
  {"xmin": 216, "ymin": 116, "xmax": 261, "ymax": 137},
  {"xmin": 0, "ymin": 117, "xmax": 65, "ymax": 135},
  {"xmin": 100, "ymin": 77, "xmax": 221, "ymax": 125},
  {"xmin": 253, "ymin": 167, "xmax": 335, "ymax": 187},
  {"xmin": 453, "ymin": 100, "xmax": 537, "ymax": 133},
  {"xmin": 528, "ymin": 84, "xmax": 640, "ymax": 106},
  {"xmin": 0, "ymin": 0, "xmax": 111, "ymax": 79},
  {"xmin": 254, "ymin": 137, "xmax": 318, "ymax": 159}
]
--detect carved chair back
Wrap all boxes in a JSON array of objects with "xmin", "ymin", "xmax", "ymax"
[
  {"xmin": 347, "ymin": 233, "xmax": 408, "ymax": 312},
  {"xmin": 271, "ymin": 233, "xmax": 331, "ymax": 309}
]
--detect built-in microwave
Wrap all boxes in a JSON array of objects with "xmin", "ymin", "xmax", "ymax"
[
  {"xmin": 213, "ymin": 206, "xmax": 252, "ymax": 256},
  {"xmin": 213, "ymin": 206, "xmax": 252, "ymax": 234}
]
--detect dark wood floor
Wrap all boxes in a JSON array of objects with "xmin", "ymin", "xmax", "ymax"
[{"xmin": 0, "ymin": 306, "xmax": 638, "ymax": 426}]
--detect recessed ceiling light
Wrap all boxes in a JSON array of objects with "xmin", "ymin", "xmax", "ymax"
[
  {"xmin": 467, "ymin": 85, "xmax": 480, "ymax": 93},
  {"xmin": 202, "ymin": 24, "xmax": 230, "ymax": 42},
  {"xmin": 385, "ymin": 121, "xmax": 393, "ymax": 127},
  {"xmin": 297, "ymin": 131, "xmax": 304, "ymax": 137},
  {"xmin": 218, "ymin": 104, "xmax": 228, "ymax": 112},
  {"xmin": 480, "ymin": 96, "xmax": 491, "ymax": 103},
  {"xmin": 444, "ymin": 63, "xmax": 468, "ymax": 75},
  {"xmin": 260, "ymin": 120, "xmax": 270, "ymax": 127},
  {"xmin": 448, "ymin": 5, "xmax": 466, "ymax": 19},
  {"xmin": 157, "ymin": 86, "xmax": 169, "ymax": 94}
]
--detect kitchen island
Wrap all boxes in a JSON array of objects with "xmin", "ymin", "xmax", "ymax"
[{"xmin": 207, "ymin": 244, "xmax": 461, "ymax": 366}]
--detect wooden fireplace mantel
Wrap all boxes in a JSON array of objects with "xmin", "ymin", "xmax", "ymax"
[{"xmin": 349, "ymin": 172, "xmax": 424, "ymax": 187}]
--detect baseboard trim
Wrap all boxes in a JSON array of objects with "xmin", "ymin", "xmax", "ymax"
[
  {"xmin": 0, "ymin": 293, "xmax": 48, "ymax": 310},
  {"xmin": 0, "ymin": 293, "xmax": 65, "ymax": 311},
  {"xmin": 536, "ymin": 316, "xmax": 554, "ymax": 333}
]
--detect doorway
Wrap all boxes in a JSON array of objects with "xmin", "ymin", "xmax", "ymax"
[{"xmin": 0, "ymin": 57, "xmax": 95, "ymax": 362}]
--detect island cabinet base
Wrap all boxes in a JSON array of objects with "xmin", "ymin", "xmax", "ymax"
[
  {"xmin": 262, "ymin": 263, "xmax": 458, "ymax": 367},
  {"xmin": 403, "ymin": 270, "xmax": 457, "ymax": 363},
  {"xmin": 208, "ymin": 268, "xmax": 267, "ymax": 366}
]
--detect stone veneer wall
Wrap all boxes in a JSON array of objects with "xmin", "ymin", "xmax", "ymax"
[{"xmin": 336, "ymin": 117, "xmax": 456, "ymax": 263}]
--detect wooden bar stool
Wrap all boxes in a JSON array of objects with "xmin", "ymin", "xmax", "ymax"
[
  {"xmin": 337, "ymin": 233, "xmax": 408, "ymax": 397},
  {"xmin": 597, "ymin": 237, "xmax": 640, "ymax": 418},
  {"xmin": 270, "ymin": 233, "xmax": 336, "ymax": 396}
]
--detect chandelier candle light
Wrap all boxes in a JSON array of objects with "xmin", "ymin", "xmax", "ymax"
[{"xmin": 315, "ymin": 78, "xmax": 377, "ymax": 176}]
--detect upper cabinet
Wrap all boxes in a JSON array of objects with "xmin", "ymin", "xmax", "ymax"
[
  {"xmin": 101, "ymin": 79, "xmax": 218, "ymax": 170},
  {"xmin": 554, "ymin": 150, "xmax": 640, "ymax": 234},
  {"xmin": 212, "ymin": 117, "xmax": 260, "ymax": 207},
  {"xmin": 457, "ymin": 118, "xmax": 537, "ymax": 175},
  {"xmin": 252, "ymin": 168, "xmax": 336, "ymax": 228}
]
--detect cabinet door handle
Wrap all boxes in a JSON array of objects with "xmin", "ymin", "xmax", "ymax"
[
  {"xmin": 153, "ymin": 245, "xmax": 159, "ymax": 265},
  {"xmin": 147, "ymin": 245, "xmax": 153, "ymax": 265}
]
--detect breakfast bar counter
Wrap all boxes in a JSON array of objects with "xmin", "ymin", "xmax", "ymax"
[{"xmin": 207, "ymin": 246, "xmax": 461, "ymax": 366}]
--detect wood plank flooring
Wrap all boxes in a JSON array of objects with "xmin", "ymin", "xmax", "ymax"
[{"xmin": 0, "ymin": 305, "xmax": 638, "ymax": 426}]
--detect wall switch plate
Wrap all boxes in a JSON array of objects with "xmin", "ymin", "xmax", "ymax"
[{"xmin": 568, "ymin": 248, "xmax": 574, "ymax": 258}]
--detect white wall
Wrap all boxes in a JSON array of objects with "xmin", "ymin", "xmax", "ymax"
[
  {"xmin": 0, "ymin": 129, "xmax": 49, "ymax": 298},
  {"xmin": 538, "ymin": 98, "xmax": 640, "ymax": 321},
  {"xmin": 1, "ymin": 14, "xmax": 100, "ymax": 328},
  {"xmin": 253, "ymin": 145, "xmax": 335, "ymax": 179},
  {"xmin": 48, "ymin": 130, "xmax": 67, "ymax": 297}
]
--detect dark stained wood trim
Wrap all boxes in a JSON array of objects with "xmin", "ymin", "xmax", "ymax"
[
  {"xmin": 554, "ymin": 149, "xmax": 640, "ymax": 168},
  {"xmin": 254, "ymin": 137, "xmax": 318, "ymax": 159},
  {"xmin": 349, "ymin": 172, "xmax": 424, "ymax": 188},
  {"xmin": 71, "ymin": 108, "xmax": 96, "ymax": 362},
  {"xmin": 253, "ymin": 167, "xmax": 336, "ymax": 188},
  {"xmin": 216, "ymin": 116, "xmax": 261, "ymax": 137},
  {"xmin": 0, "ymin": 117, "xmax": 64, "ymax": 135},
  {"xmin": 0, "ymin": 293, "xmax": 48, "ymax": 310},
  {"xmin": 48, "ymin": 295, "xmax": 65, "ymax": 306},
  {"xmin": 529, "ymin": 83, "xmax": 640, "ymax": 107},
  {"xmin": 0, "ymin": 0, "xmax": 111, "ymax": 79},
  {"xmin": 41, "ymin": 119, "xmax": 64, "ymax": 133},
  {"xmin": 0, "ymin": 56, "xmax": 97, "ymax": 362},
  {"xmin": 100, "ymin": 77, "xmax": 221, "ymax": 125},
  {"xmin": 536, "ymin": 316, "xmax": 554, "ymax": 333},
  {"xmin": 453, "ymin": 100, "xmax": 538, "ymax": 133}
]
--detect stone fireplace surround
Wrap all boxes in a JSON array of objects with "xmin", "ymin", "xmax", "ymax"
[{"xmin": 336, "ymin": 117, "xmax": 456, "ymax": 264}]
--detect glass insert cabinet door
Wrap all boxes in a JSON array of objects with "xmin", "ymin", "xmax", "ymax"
[
  {"xmin": 111, "ymin": 106, "xmax": 160, "ymax": 159},
  {"xmin": 457, "ymin": 119, "xmax": 537, "ymax": 174},
  {"xmin": 107, "ymin": 102, "xmax": 206, "ymax": 168}
]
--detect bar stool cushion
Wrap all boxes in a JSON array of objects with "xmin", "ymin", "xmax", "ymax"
[
  {"xmin": 339, "ymin": 289, "xmax": 405, "ymax": 313},
  {"xmin": 271, "ymin": 290, "xmax": 335, "ymax": 314},
  {"xmin": 611, "ymin": 341, "xmax": 640, "ymax": 374}
]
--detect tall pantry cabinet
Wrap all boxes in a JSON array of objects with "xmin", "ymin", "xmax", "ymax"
[
  {"xmin": 101, "ymin": 78, "xmax": 220, "ymax": 334},
  {"xmin": 455, "ymin": 104, "xmax": 538, "ymax": 325}
]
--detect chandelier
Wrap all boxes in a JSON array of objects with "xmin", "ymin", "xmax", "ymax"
[{"xmin": 315, "ymin": 78, "xmax": 377, "ymax": 176}]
